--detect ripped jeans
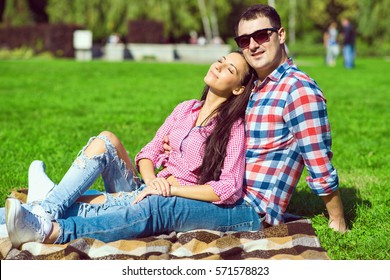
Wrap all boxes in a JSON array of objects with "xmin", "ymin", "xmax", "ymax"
[
  {"xmin": 55, "ymin": 196, "xmax": 261, "ymax": 244},
  {"xmin": 38, "ymin": 135, "xmax": 141, "ymax": 220},
  {"xmin": 33, "ymin": 135, "xmax": 262, "ymax": 243}
]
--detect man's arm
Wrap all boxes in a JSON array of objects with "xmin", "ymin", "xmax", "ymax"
[{"xmin": 321, "ymin": 189, "xmax": 347, "ymax": 233}]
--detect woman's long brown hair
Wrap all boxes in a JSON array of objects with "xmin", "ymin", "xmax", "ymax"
[{"xmin": 198, "ymin": 51, "xmax": 256, "ymax": 185}]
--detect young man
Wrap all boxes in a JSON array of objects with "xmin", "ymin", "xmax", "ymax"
[
  {"xmin": 233, "ymin": 4, "xmax": 346, "ymax": 232},
  {"xmin": 341, "ymin": 18, "xmax": 356, "ymax": 69}
]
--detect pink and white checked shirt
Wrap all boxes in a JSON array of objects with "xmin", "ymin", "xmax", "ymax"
[{"xmin": 135, "ymin": 99, "xmax": 246, "ymax": 204}]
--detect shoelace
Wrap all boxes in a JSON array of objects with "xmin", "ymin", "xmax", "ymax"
[{"xmin": 23, "ymin": 208, "xmax": 47, "ymax": 239}]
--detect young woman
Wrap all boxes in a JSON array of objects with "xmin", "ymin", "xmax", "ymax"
[{"xmin": 5, "ymin": 51, "xmax": 262, "ymax": 248}]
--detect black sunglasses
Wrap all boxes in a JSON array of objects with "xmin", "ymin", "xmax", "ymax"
[{"xmin": 234, "ymin": 28, "xmax": 278, "ymax": 49}]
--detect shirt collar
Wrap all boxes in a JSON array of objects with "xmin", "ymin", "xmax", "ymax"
[
  {"xmin": 191, "ymin": 100, "xmax": 216, "ymax": 127},
  {"xmin": 192, "ymin": 100, "xmax": 204, "ymax": 111},
  {"xmin": 253, "ymin": 58, "xmax": 295, "ymax": 92}
]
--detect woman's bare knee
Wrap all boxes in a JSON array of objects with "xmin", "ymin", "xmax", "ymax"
[
  {"xmin": 99, "ymin": 131, "xmax": 132, "ymax": 169},
  {"xmin": 99, "ymin": 131, "xmax": 121, "ymax": 146},
  {"xmin": 84, "ymin": 136, "xmax": 107, "ymax": 158},
  {"xmin": 99, "ymin": 131, "xmax": 115, "ymax": 139},
  {"xmin": 84, "ymin": 131, "xmax": 118, "ymax": 158}
]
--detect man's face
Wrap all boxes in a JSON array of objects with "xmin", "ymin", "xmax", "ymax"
[{"xmin": 237, "ymin": 16, "xmax": 286, "ymax": 80}]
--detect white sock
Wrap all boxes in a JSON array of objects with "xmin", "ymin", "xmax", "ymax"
[{"xmin": 27, "ymin": 160, "xmax": 56, "ymax": 203}]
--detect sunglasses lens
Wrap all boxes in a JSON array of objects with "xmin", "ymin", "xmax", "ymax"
[
  {"xmin": 234, "ymin": 37, "xmax": 248, "ymax": 49},
  {"xmin": 253, "ymin": 30, "xmax": 268, "ymax": 44},
  {"xmin": 235, "ymin": 29, "xmax": 271, "ymax": 49}
]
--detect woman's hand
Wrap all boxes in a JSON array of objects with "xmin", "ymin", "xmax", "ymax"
[{"xmin": 133, "ymin": 178, "xmax": 172, "ymax": 204}]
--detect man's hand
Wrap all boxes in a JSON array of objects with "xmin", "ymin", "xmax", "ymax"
[
  {"xmin": 163, "ymin": 135, "xmax": 172, "ymax": 155},
  {"xmin": 328, "ymin": 217, "xmax": 348, "ymax": 234},
  {"xmin": 321, "ymin": 189, "xmax": 348, "ymax": 234}
]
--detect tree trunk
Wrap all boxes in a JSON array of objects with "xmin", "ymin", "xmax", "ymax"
[
  {"xmin": 197, "ymin": 0, "xmax": 212, "ymax": 43},
  {"xmin": 209, "ymin": 0, "xmax": 220, "ymax": 39}
]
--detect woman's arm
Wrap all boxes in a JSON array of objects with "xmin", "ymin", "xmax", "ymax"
[
  {"xmin": 134, "ymin": 121, "xmax": 246, "ymax": 205},
  {"xmin": 170, "ymin": 185, "xmax": 220, "ymax": 202},
  {"xmin": 138, "ymin": 158, "xmax": 157, "ymax": 185},
  {"xmin": 133, "ymin": 183, "xmax": 220, "ymax": 205}
]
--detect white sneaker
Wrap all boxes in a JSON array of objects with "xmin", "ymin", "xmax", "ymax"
[
  {"xmin": 27, "ymin": 160, "xmax": 56, "ymax": 203},
  {"xmin": 5, "ymin": 198, "xmax": 52, "ymax": 248},
  {"xmin": 23, "ymin": 201, "xmax": 53, "ymax": 222}
]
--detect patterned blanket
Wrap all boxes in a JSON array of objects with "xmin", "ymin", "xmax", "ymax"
[
  {"xmin": 0, "ymin": 218, "xmax": 329, "ymax": 260},
  {"xmin": 0, "ymin": 189, "xmax": 329, "ymax": 260}
]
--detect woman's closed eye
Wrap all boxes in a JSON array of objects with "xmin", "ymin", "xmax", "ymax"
[{"xmin": 217, "ymin": 59, "xmax": 236, "ymax": 74}]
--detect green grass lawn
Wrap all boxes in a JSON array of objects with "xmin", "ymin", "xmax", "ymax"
[{"xmin": 0, "ymin": 56, "xmax": 389, "ymax": 260}]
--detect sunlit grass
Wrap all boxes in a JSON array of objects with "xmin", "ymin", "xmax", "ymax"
[{"xmin": 0, "ymin": 57, "xmax": 389, "ymax": 260}]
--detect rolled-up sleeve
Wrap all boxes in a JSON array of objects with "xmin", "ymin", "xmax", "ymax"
[{"xmin": 284, "ymin": 81, "xmax": 338, "ymax": 196}]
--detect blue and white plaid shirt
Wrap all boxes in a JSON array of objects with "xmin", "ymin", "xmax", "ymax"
[{"xmin": 243, "ymin": 58, "xmax": 339, "ymax": 225}]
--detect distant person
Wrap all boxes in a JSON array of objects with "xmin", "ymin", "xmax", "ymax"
[
  {"xmin": 323, "ymin": 22, "xmax": 340, "ymax": 66},
  {"xmin": 108, "ymin": 33, "xmax": 121, "ymax": 44},
  {"xmin": 189, "ymin": 30, "xmax": 198, "ymax": 44},
  {"xmin": 212, "ymin": 36, "xmax": 224, "ymax": 45},
  {"xmin": 197, "ymin": 36, "xmax": 207, "ymax": 45},
  {"xmin": 341, "ymin": 18, "xmax": 356, "ymax": 69}
]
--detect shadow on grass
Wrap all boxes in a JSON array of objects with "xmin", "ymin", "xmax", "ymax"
[{"xmin": 286, "ymin": 186, "xmax": 371, "ymax": 229}]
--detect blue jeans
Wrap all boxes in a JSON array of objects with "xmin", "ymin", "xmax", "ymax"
[
  {"xmin": 0, "ymin": 192, "xmax": 261, "ymax": 242},
  {"xmin": 343, "ymin": 44, "xmax": 355, "ymax": 69},
  {"xmin": 19, "ymin": 134, "xmax": 262, "ymax": 243},
  {"xmin": 38, "ymin": 135, "xmax": 140, "ymax": 220},
  {"xmin": 56, "ymin": 196, "xmax": 261, "ymax": 244}
]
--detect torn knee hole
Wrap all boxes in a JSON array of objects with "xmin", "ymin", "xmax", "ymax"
[{"xmin": 84, "ymin": 138, "xmax": 107, "ymax": 158}]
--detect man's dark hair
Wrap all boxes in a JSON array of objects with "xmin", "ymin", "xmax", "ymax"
[{"xmin": 234, "ymin": 4, "xmax": 282, "ymax": 35}]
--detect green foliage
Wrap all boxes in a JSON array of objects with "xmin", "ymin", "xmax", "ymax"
[
  {"xmin": 44, "ymin": 0, "xmax": 233, "ymax": 41},
  {"xmin": 357, "ymin": 0, "xmax": 390, "ymax": 45},
  {"xmin": 0, "ymin": 46, "xmax": 34, "ymax": 59},
  {"xmin": 2, "ymin": 0, "xmax": 33, "ymax": 25},
  {"xmin": 0, "ymin": 57, "xmax": 389, "ymax": 260},
  {"xmin": 2, "ymin": 0, "xmax": 390, "ymax": 53},
  {"xmin": 0, "ymin": 45, "xmax": 54, "ymax": 59}
]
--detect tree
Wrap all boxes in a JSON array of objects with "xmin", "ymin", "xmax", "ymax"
[
  {"xmin": 46, "ymin": 0, "xmax": 200, "ymax": 42},
  {"xmin": 2, "ymin": 0, "xmax": 33, "ymax": 26},
  {"xmin": 1, "ymin": 0, "xmax": 48, "ymax": 25},
  {"xmin": 27, "ymin": 0, "xmax": 48, "ymax": 23},
  {"xmin": 356, "ymin": 0, "xmax": 390, "ymax": 45},
  {"xmin": 46, "ymin": 0, "xmax": 234, "ymax": 43},
  {"xmin": 2, "ymin": 0, "xmax": 389, "ymax": 54},
  {"xmin": 196, "ymin": 0, "xmax": 230, "ymax": 43},
  {"xmin": 197, "ymin": 0, "xmax": 212, "ymax": 42},
  {"xmin": 0, "ymin": 0, "xmax": 5, "ymax": 22}
]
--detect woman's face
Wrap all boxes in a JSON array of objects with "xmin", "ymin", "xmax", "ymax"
[{"xmin": 204, "ymin": 52, "xmax": 249, "ymax": 97}]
